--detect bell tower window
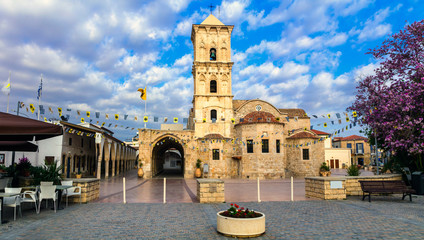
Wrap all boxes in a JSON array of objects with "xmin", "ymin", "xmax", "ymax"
[
  {"xmin": 211, "ymin": 109, "xmax": 217, "ymax": 123},
  {"xmin": 210, "ymin": 80, "xmax": 217, "ymax": 93},
  {"xmin": 210, "ymin": 48, "xmax": 216, "ymax": 61}
]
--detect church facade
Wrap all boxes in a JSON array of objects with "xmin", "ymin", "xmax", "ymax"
[{"xmin": 138, "ymin": 15, "xmax": 324, "ymax": 179}]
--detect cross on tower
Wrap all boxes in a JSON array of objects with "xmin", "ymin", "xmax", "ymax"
[{"xmin": 209, "ymin": 4, "xmax": 215, "ymax": 14}]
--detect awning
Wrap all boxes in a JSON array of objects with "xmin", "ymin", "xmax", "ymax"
[
  {"xmin": 0, "ymin": 141, "xmax": 38, "ymax": 152},
  {"xmin": 0, "ymin": 112, "xmax": 63, "ymax": 141}
]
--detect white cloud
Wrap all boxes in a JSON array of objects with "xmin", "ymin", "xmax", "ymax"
[{"xmin": 354, "ymin": 7, "xmax": 392, "ymax": 42}]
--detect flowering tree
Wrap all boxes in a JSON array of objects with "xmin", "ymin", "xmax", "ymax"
[{"xmin": 349, "ymin": 20, "xmax": 424, "ymax": 171}]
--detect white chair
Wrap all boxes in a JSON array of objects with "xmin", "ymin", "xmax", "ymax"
[
  {"xmin": 62, "ymin": 181, "xmax": 81, "ymax": 206},
  {"xmin": 40, "ymin": 181, "xmax": 53, "ymax": 185},
  {"xmin": 3, "ymin": 187, "xmax": 22, "ymax": 221},
  {"xmin": 38, "ymin": 185, "xmax": 58, "ymax": 213},
  {"xmin": 20, "ymin": 189, "xmax": 39, "ymax": 213}
]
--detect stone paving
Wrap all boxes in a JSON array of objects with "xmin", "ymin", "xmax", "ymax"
[
  {"xmin": 1, "ymin": 169, "xmax": 423, "ymax": 239},
  {"xmin": 1, "ymin": 195, "xmax": 423, "ymax": 239}
]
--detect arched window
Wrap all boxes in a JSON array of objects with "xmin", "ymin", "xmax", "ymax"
[
  {"xmin": 210, "ymin": 48, "xmax": 216, "ymax": 61},
  {"xmin": 211, "ymin": 109, "xmax": 217, "ymax": 123},
  {"xmin": 210, "ymin": 80, "xmax": 217, "ymax": 93}
]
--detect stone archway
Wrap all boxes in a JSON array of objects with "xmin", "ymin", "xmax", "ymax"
[{"xmin": 151, "ymin": 136, "xmax": 185, "ymax": 178}]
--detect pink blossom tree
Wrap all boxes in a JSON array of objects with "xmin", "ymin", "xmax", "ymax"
[{"xmin": 349, "ymin": 20, "xmax": 424, "ymax": 171}]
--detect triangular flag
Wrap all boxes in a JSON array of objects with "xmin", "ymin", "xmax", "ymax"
[
  {"xmin": 173, "ymin": 117, "xmax": 178, "ymax": 123},
  {"xmin": 115, "ymin": 114, "xmax": 119, "ymax": 120},
  {"xmin": 144, "ymin": 116, "xmax": 148, "ymax": 122},
  {"xmin": 86, "ymin": 111, "xmax": 90, "ymax": 118}
]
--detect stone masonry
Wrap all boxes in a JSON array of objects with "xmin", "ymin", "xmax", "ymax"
[{"xmin": 197, "ymin": 179, "xmax": 225, "ymax": 203}]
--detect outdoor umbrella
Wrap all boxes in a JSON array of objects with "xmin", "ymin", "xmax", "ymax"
[
  {"xmin": 0, "ymin": 141, "xmax": 38, "ymax": 152},
  {"xmin": 0, "ymin": 112, "xmax": 62, "ymax": 141}
]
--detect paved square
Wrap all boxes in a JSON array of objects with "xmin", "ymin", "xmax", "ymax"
[{"xmin": 1, "ymin": 195, "xmax": 423, "ymax": 239}]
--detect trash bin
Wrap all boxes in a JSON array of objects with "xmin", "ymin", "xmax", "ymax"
[{"xmin": 411, "ymin": 171, "xmax": 424, "ymax": 195}]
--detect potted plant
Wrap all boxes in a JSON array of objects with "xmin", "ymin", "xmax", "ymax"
[
  {"xmin": 319, "ymin": 162, "xmax": 331, "ymax": 176},
  {"xmin": 17, "ymin": 157, "xmax": 32, "ymax": 177},
  {"xmin": 31, "ymin": 161, "xmax": 63, "ymax": 185},
  {"xmin": 195, "ymin": 159, "xmax": 202, "ymax": 178},
  {"xmin": 137, "ymin": 161, "xmax": 144, "ymax": 178},
  {"xmin": 217, "ymin": 203, "xmax": 265, "ymax": 237},
  {"xmin": 347, "ymin": 164, "xmax": 361, "ymax": 176}
]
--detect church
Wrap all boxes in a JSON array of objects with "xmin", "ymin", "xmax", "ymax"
[{"xmin": 138, "ymin": 14, "xmax": 324, "ymax": 179}]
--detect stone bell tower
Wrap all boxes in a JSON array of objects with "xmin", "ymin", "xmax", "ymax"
[{"xmin": 190, "ymin": 14, "xmax": 234, "ymax": 138}]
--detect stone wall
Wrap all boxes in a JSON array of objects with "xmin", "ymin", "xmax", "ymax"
[
  {"xmin": 234, "ymin": 123, "xmax": 286, "ymax": 179},
  {"xmin": 65, "ymin": 178, "xmax": 100, "ymax": 203},
  {"xmin": 197, "ymin": 179, "xmax": 225, "ymax": 203},
  {"xmin": 305, "ymin": 174, "xmax": 402, "ymax": 200},
  {"xmin": 286, "ymin": 139, "xmax": 324, "ymax": 177},
  {"xmin": 344, "ymin": 174, "xmax": 402, "ymax": 196},
  {"xmin": 305, "ymin": 177, "xmax": 346, "ymax": 200}
]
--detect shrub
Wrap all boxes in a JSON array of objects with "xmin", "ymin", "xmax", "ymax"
[
  {"xmin": 320, "ymin": 162, "xmax": 330, "ymax": 172},
  {"xmin": 220, "ymin": 203, "xmax": 262, "ymax": 218},
  {"xmin": 347, "ymin": 164, "xmax": 361, "ymax": 176}
]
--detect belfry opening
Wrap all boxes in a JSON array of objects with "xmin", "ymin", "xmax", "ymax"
[{"xmin": 151, "ymin": 136, "xmax": 184, "ymax": 178}]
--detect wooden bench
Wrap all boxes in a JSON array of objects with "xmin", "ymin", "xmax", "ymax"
[{"xmin": 359, "ymin": 180, "xmax": 416, "ymax": 202}]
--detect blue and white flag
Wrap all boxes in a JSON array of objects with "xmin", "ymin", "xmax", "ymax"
[{"xmin": 37, "ymin": 78, "xmax": 43, "ymax": 100}]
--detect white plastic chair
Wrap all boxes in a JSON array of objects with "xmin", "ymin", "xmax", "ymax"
[
  {"xmin": 4, "ymin": 187, "xmax": 22, "ymax": 221},
  {"xmin": 62, "ymin": 181, "xmax": 81, "ymax": 206},
  {"xmin": 40, "ymin": 181, "xmax": 53, "ymax": 185},
  {"xmin": 20, "ymin": 189, "xmax": 39, "ymax": 214},
  {"xmin": 38, "ymin": 185, "xmax": 58, "ymax": 213}
]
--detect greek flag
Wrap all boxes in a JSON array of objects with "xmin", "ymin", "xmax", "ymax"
[{"xmin": 37, "ymin": 79, "xmax": 43, "ymax": 100}]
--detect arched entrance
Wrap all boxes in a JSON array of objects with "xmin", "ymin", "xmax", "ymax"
[{"xmin": 151, "ymin": 136, "xmax": 184, "ymax": 178}]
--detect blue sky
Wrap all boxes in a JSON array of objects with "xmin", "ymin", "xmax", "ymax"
[{"xmin": 0, "ymin": 0, "xmax": 423, "ymax": 141}]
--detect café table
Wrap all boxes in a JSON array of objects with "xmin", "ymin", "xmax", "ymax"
[
  {"xmin": 54, "ymin": 185, "xmax": 72, "ymax": 210},
  {"xmin": 0, "ymin": 192, "xmax": 20, "ymax": 224}
]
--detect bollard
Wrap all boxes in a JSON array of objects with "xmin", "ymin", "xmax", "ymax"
[
  {"xmin": 257, "ymin": 177, "xmax": 261, "ymax": 203},
  {"xmin": 291, "ymin": 176, "xmax": 293, "ymax": 201},
  {"xmin": 163, "ymin": 178, "xmax": 166, "ymax": 204},
  {"xmin": 123, "ymin": 177, "xmax": 126, "ymax": 204}
]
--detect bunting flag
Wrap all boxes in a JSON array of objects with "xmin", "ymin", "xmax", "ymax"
[
  {"xmin": 285, "ymin": 117, "xmax": 290, "ymax": 122},
  {"xmin": 294, "ymin": 116, "xmax": 298, "ymax": 122},
  {"xmin": 101, "ymin": 122, "xmax": 105, "ymax": 127},
  {"xmin": 77, "ymin": 110, "xmax": 80, "ymax": 115},
  {"xmin": 202, "ymin": 118, "xmax": 206, "ymax": 123},
  {"xmin": 173, "ymin": 117, "xmax": 178, "ymax": 123},
  {"xmin": 137, "ymin": 87, "xmax": 147, "ymax": 100},
  {"xmin": 96, "ymin": 112, "xmax": 100, "ymax": 118},
  {"xmin": 346, "ymin": 117, "xmax": 350, "ymax": 122},
  {"xmin": 114, "ymin": 114, "xmax": 119, "ymax": 120},
  {"xmin": 49, "ymin": 107, "xmax": 53, "ymax": 114},
  {"xmin": 352, "ymin": 111, "xmax": 357, "ymax": 117},
  {"xmin": 231, "ymin": 118, "xmax": 235, "ymax": 124},
  {"xmin": 154, "ymin": 117, "xmax": 158, "ymax": 122},
  {"xmin": 44, "ymin": 117, "xmax": 47, "ymax": 122},
  {"xmin": 58, "ymin": 107, "xmax": 62, "ymax": 116},
  {"xmin": 29, "ymin": 104, "xmax": 35, "ymax": 113},
  {"xmin": 164, "ymin": 117, "xmax": 168, "ymax": 123},
  {"xmin": 124, "ymin": 115, "xmax": 128, "ymax": 120},
  {"xmin": 39, "ymin": 105, "xmax": 45, "ymax": 115},
  {"xmin": 327, "ymin": 114, "xmax": 331, "ymax": 119},
  {"xmin": 134, "ymin": 116, "xmax": 138, "ymax": 121},
  {"xmin": 312, "ymin": 115, "xmax": 318, "ymax": 118},
  {"xmin": 143, "ymin": 116, "xmax": 148, "ymax": 122},
  {"xmin": 81, "ymin": 118, "xmax": 85, "ymax": 123},
  {"xmin": 105, "ymin": 114, "xmax": 109, "ymax": 119},
  {"xmin": 324, "ymin": 122, "xmax": 327, "ymax": 127},
  {"xmin": 336, "ymin": 113, "xmax": 341, "ymax": 118}
]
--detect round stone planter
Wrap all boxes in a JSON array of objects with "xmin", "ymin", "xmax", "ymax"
[{"xmin": 217, "ymin": 211, "xmax": 265, "ymax": 238}]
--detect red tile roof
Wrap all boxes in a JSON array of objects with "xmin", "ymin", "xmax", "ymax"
[
  {"xmin": 339, "ymin": 135, "xmax": 368, "ymax": 141},
  {"xmin": 200, "ymin": 133, "xmax": 226, "ymax": 139},
  {"xmin": 287, "ymin": 131, "xmax": 319, "ymax": 139},
  {"xmin": 278, "ymin": 108, "xmax": 308, "ymax": 118},
  {"xmin": 310, "ymin": 129, "xmax": 330, "ymax": 135},
  {"xmin": 238, "ymin": 111, "xmax": 281, "ymax": 125}
]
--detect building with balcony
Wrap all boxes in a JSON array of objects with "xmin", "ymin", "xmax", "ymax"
[{"xmin": 332, "ymin": 135, "xmax": 371, "ymax": 166}]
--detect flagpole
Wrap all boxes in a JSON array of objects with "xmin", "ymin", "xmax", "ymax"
[
  {"xmin": 38, "ymin": 74, "xmax": 42, "ymax": 120},
  {"xmin": 6, "ymin": 71, "xmax": 10, "ymax": 113}
]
